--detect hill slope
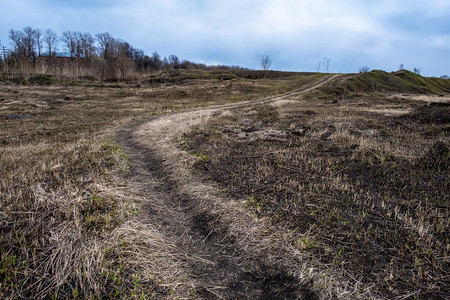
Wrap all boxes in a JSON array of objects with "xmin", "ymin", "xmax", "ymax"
[{"xmin": 322, "ymin": 70, "xmax": 450, "ymax": 97}]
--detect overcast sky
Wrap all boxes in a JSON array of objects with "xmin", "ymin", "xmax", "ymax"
[{"xmin": 0, "ymin": 0, "xmax": 448, "ymax": 76}]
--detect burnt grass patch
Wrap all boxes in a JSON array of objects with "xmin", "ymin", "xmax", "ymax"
[
  {"xmin": 118, "ymin": 121, "xmax": 319, "ymax": 299},
  {"xmin": 184, "ymin": 96, "xmax": 450, "ymax": 298}
]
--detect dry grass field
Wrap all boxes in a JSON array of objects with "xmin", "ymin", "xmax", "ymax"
[
  {"xmin": 0, "ymin": 70, "xmax": 325, "ymax": 299},
  {"xmin": 184, "ymin": 71, "xmax": 450, "ymax": 299},
  {"xmin": 0, "ymin": 69, "xmax": 449, "ymax": 299}
]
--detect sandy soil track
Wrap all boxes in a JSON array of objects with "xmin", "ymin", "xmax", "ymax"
[{"xmin": 115, "ymin": 75, "xmax": 339, "ymax": 299}]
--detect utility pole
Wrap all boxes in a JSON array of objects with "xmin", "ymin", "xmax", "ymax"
[
  {"xmin": 1, "ymin": 46, "xmax": 8, "ymax": 60},
  {"xmin": 1, "ymin": 44, "xmax": 10, "ymax": 75}
]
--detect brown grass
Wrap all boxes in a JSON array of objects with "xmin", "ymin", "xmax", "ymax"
[
  {"xmin": 0, "ymin": 71, "xmax": 319, "ymax": 299},
  {"xmin": 3, "ymin": 69, "xmax": 448, "ymax": 298}
]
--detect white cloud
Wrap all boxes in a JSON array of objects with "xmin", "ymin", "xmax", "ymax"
[{"xmin": 0, "ymin": 0, "xmax": 448, "ymax": 75}]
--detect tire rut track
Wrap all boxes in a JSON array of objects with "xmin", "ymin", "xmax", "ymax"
[{"xmin": 115, "ymin": 75, "xmax": 338, "ymax": 299}]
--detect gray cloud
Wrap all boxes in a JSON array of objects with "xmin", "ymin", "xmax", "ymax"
[{"xmin": 1, "ymin": 0, "xmax": 448, "ymax": 76}]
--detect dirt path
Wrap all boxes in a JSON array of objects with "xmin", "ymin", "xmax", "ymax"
[{"xmin": 115, "ymin": 75, "xmax": 339, "ymax": 299}]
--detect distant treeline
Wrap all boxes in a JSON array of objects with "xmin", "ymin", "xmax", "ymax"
[{"xmin": 0, "ymin": 26, "xmax": 245, "ymax": 81}]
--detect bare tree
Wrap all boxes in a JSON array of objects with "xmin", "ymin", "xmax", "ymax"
[
  {"xmin": 168, "ymin": 54, "xmax": 179, "ymax": 69},
  {"xmin": 61, "ymin": 31, "xmax": 76, "ymax": 57},
  {"xmin": 161, "ymin": 56, "xmax": 170, "ymax": 71},
  {"xmin": 72, "ymin": 32, "xmax": 96, "ymax": 58},
  {"xmin": 23, "ymin": 26, "xmax": 37, "ymax": 62},
  {"xmin": 35, "ymin": 29, "xmax": 43, "ymax": 56},
  {"xmin": 44, "ymin": 29, "xmax": 58, "ymax": 56},
  {"xmin": 72, "ymin": 32, "xmax": 83, "ymax": 58},
  {"xmin": 9, "ymin": 29, "xmax": 25, "ymax": 55},
  {"xmin": 96, "ymin": 32, "xmax": 116, "ymax": 60},
  {"xmin": 5, "ymin": 26, "xmax": 236, "ymax": 80},
  {"xmin": 151, "ymin": 51, "xmax": 162, "ymax": 71},
  {"xmin": 9, "ymin": 27, "xmax": 39, "ymax": 62},
  {"xmin": 79, "ymin": 32, "xmax": 95, "ymax": 58},
  {"xmin": 323, "ymin": 57, "xmax": 332, "ymax": 73},
  {"xmin": 260, "ymin": 55, "xmax": 272, "ymax": 70},
  {"xmin": 117, "ymin": 41, "xmax": 132, "ymax": 59},
  {"xmin": 130, "ymin": 48, "xmax": 145, "ymax": 71}
]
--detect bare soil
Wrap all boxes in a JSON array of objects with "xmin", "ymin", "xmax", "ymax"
[{"xmin": 115, "ymin": 76, "xmax": 338, "ymax": 299}]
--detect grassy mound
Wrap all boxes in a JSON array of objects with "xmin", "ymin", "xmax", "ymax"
[
  {"xmin": 142, "ymin": 69, "xmax": 318, "ymax": 83},
  {"xmin": 323, "ymin": 70, "xmax": 450, "ymax": 97}
]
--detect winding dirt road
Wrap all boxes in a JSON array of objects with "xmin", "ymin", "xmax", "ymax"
[{"xmin": 115, "ymin": 75, "xmax": 339, "ymax": 299}]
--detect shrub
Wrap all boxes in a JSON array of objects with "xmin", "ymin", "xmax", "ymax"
[
  {"xmin": 217, "ymin": 73, "xmax": 237, "ymax": 80},
  {"xmin": 28, "ymin": 74, "xmax": 55, "ymax": 85},
  {"xmin": 359, "ymin": 66, "xmax": 370, "ymax": 73}
]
